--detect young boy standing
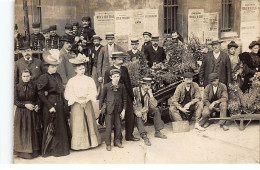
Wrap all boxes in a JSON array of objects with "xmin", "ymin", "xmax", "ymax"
[{"xmin": 99, "ymin": 69, "xmax": 127, "ymax": 151}]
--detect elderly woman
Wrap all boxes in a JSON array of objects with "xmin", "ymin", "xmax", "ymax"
[
  {"xmin": 227, "ymin": 41, "xmax": 243, "ymax": 87},
  {"xmin": 14, "ymin": 69, "xmax": 40, "ymax": 159},
  {"xmin": 239, "ymin": 41, "xmax": 260, "ymax": 92},
  {"xmin": 37, "ymin": 49, "xmax": 71, "ymax": 157},
  {"xmin": 64, "ymin": 54, "xmax": 101, "ymax": 150}
]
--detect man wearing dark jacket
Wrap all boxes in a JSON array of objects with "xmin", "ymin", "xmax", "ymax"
[
  {"xmin": 199, "ymin": 39, "xmax": 232, "ymax": 87},
  {"xmin": 104, "ymin": 52, "xmax": 140, "ymax": 142},
  {"xmin": 141, "ymin": 32, "xmax": 152, "ymax": 52},
  {"xmin": 144, "ymin": 35, "xmax": 166, "ymax": 67}
]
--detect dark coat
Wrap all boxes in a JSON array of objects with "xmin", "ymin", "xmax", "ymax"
[
  {"xmin": 203, "ymin": 82, "xmax": 228, "ymax": 107},
  {"xmin": 89, "ymin": 45, "xmax": 103, "ymax": 69},
  {"xmin": 30, "ymin": 33, "xmax": 45, "ymax": 51},
  {"xmin": 104, "ymin": 65, "xmax": 134, "ymax": 101},
  {"xmin": 126, "ymin": 50, "xmax": 142, "ymax": 62},
  {"xmin": 144, "ymin": 45, "xmax": 166, "ymax": 67},
  {"xmin": 141, "ymin": 41, "xmax": 152, "ymax": 52},
  {"xmin": 49, "ymin": 34, "xmax": 61, "ymax": 49},
  {"xmin": 97, "ymin": 44, "xmax": 124, "ymax": 78},
  {"xmin": 14, "ymin": 57, "xmax": 43, "ymax": 85},
  {"xmin": 199, "ymin": 51, "xmax": 232, "ymax": 87},
  {"xmin": 99, "ymin": 82, "xmax": 127, "ymax": 115}
]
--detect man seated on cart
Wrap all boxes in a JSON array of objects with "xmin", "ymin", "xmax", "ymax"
[
  {"xmin": 168, "ymin": 72, "xmax": 205, "ymax": 131},
  {"xmin": 200, "ymin": 73, "xmax": 229, "ymax": 131},
  {"xmin": 133, "ymin": 77, "xmax": 167, "ymax": 146}
]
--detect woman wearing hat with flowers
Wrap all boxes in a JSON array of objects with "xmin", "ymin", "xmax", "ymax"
[
  {"xmin": 37, "ymin": 49, "xmax": 71, "ymax": 157},
  {"xmin": 64, "ymin": 53, "xmax": 101, "ymax": 150},
  {"xmin": 227, "ymin": 41, "xmax": 243, "ymax": 87},
  {"xmin": 239, "ymin": 40, "xmax": 260, "ymax": 92}
]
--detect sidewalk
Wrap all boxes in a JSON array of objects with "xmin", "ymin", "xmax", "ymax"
[{"xmin": 14, "ymin": 120, "xmax": 260, "ymax": 164}]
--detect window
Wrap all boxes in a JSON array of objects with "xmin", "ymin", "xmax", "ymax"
[
  {"xmin": 221, "ymin": 0, "xmax": 234, "ymax": 32},
  {"xmin": 164, "ymin": 0, "xmax": 178, "ymax": 34}
]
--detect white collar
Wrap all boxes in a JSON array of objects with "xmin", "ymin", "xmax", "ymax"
[
  {"xmin": 213, "ymin": 51, "xmax": 220, "ymax": 59},
  {"xmin": 114, "ymin": 64, "xmax": 121, "ymax": 69},
  {"xmin": 153, "ymin": 45, "xmax": 158, "ymax": 51},
  {"xmin": 185, "ymin": 86, "xmax": 191, "ymax": 91},
  {"xmin": 108, "ymin": 43, "xmax": 114, "ymax": 49},
  {"xmin": 213, "ymin": 85, "xmax": 218, "ymax": 94},
  {"xmin": 24, "ymin": 57, "xmax": 32, "ymax": 61},
  {"xmin": 132, "ymin": 49, "xmax": 138, "ymax": 54},
  {"xmin": 95, "ymin": 45, "xmax": 101, "ymax": 50}
]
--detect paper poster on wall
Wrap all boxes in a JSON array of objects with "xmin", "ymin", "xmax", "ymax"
[
  {"xmin": 132, "ymin": 9, "xmax": 145, "ymax": 36},
  {"xmin": 240, "ymin": 0, "xmax": 260, "ymax": 51},
  {"xmin": 115, "ymin": 10, "xmax": 132, "ymax": 36},
  {"xmin": 188, "ymin": 9, "xmax": 204, "ymax": 43},
  {"xmin": 94, "ymin": 11, "xmax": 115, "ymax": 45},
  {"xmin": 144, "ymin": 9, "xmax": 159, "ymax": 35},
  {"xmin": 203, "ymin": 12, "xmax": 218, "ymax": 43},
  {"xmin": 115, "ymin": 35, "xmax": 129, "ymax": 51}
]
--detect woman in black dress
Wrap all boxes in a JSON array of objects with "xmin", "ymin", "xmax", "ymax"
[
  {"xmin": 37, "ymin": 49, "xmax": 71, "ymax": 157},
  {"xmin": 239, "ymin": 41, "xmax": 260, "ymax": 92},
  {"xmin": 14, "ymin": 69, "xmax": 40, "ymax": 159}
]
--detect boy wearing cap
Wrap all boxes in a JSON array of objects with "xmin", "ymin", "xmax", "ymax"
[
  {"xmin": 144, "ymin": 35, "xmax": 166, "ymax": 68},
  {"xmin": 49, "ymin": 25, "xmax": 60, "ymax": 49},
  {"xmin": 89, "ymin": 35, "xmax": 103, "ymax": 88},
  {"xmin": 30, "ymin": 22, "xmax": 45, "ymax": 51},
  {"xmin": 100, "ymin": 69, "xmax": 127, "ymax": 151},
  {"xmin": 199, "ymin": 39, "xmax": 231, "ymax": 87},
  {"xmin": 141, "ymin": 32, "xmax": 152, "ymax": 52},
  {"xmin": 127, "ymin": 38, "xmax": 142, "ymax": 62},
  {"xmin": 201, "ymin": 73, "xmax": 229, "ymax": 131},
  {"xmin": 97, "ymin": 32, "xmax": 124, "ymax": 83},
  {"xmin": 104, "ymin": 52, "xmax": 140, "ymax": 142},
  {"xmin": 168, "ymin": 72, "xmax": 205, "ymax": 131},
  {"xmin": 14, "ymin": 41, "xmax": 43, "ymax": 85},
  {"xmin": 133, "ymin": 77, "xmax": 166, "ymax": 146}
]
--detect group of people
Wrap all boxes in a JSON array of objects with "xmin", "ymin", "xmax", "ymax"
[{"xmin": 14, "ymin": 15, "xmax": 260, "ymax": 159}]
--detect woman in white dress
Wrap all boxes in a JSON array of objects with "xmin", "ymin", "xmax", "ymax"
[{"xmin": 65, "ymin": 54, "xmax": 101, "ymax": 150}]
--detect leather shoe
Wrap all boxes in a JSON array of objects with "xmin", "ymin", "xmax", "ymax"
[
  {"xmin": 114, "ymin": 142, "xmax": 124, "ymax": 148},
  {"xmin": 106, "ymin": 145, "xmax": 111, "ymax": 151},
  {"xmin": 126, "ymin": 136, "xmax": 140, "ymax": 141},
  {"xmin": 154, "ymin": 131, "xmax": 167, "ymax": 139},
  {"xmin": 143, "ymin": 137, "xmax": 152, "ymax": 146}
]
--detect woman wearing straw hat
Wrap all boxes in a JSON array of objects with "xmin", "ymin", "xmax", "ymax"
[
  {"xmin": 65, "ymin": 53, "xmax": 101, "ymax": 150},
  {"xmin": 37, "ymin": 49, "xmax": 71, "ymax": 157}
]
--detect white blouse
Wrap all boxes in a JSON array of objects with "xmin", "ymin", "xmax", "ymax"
[{"xmin": 65, "ymin": 75, "xmax": 97, "ymax": 106}]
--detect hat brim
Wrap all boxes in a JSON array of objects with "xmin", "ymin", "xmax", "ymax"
[
  {"xmin": 91, "ymin": 38, "xmax": 102, "ymax": 41},
  {"xmin": 69, "ymin": 58, "xmax": 88, "ymax": 65},
  {"xmin": 208, "ymin": 40, "xmax": 224, "ymax": 45},
  {"xmin": 43, "ymin": 55, "xmax": 61, "ymax": 65}
]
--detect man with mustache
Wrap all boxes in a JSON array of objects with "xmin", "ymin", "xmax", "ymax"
[
  {"xmin": 104, "ymin": 52, "xmax": 140, "ymax": 142},
  {"xmin": 14, "ymin": 41, "xmax": 43, "ymax": 85},
  {"xmin": 49, "ymin": 25, "xmax": 60, "ymax": 49},
  {"xmin": 141, "ymin": 32, "xmax": 152, "ymax": 52},
  {"xmin": 199, "ymin": 39, "xmax": 232, "ymax": 87},
  {"xmin": 89, "ymin": 35, "xmax": 103, "ymax": 88},
  {"xmin": 57, "ymin": 35, "xmax": 76, "ymax": 86},
  {"xmin": 168, "ymin": 72, "xmax": 205, "ymax": 131},
  {"xmin": 97, "ymin": 32, "xmax": 124, "ymax": 84},
  {"xmin": 133, "ymin": 77, "xmax": 167, "ymax": 146},
  {"xmin": 144, "ymin": 35, "xmax": 166, "ymax": 68},
  {"xmin": 30, "ymin": 22, "xmax": 45, "ymax": 51}
]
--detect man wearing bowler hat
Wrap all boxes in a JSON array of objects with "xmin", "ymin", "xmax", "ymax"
[
  {"xmin": 199, "ymin": 39, "xmax": 232, "ymax": 87},
  {"xmin": 49, "ymin": 25, "xmax": 60, "ymax": 49},
  {"xmin": 201, "ymin": 73, "xmax": 229, "ymax": 131},
  {"xmin": 133, "ymin": 77, "xmax": 166, "ymax": 146},
  {"xmin": 168, "ymin": 72, "xmax": 205, "ymax": 131},
  {"xmin": 141, "ymin": 32, "xmax": 152, "ymax": 52},
  {"xmin": 30, "ymin": 22, "xmax": 45, "ymax": 51},
  {"xmin": 144, "ymin": 35, "xmax": 166, "ymax": 68},
  {"xmin": 127, "ymin": 38, "xmax": 142, "ymax": 62},
  {"xmin": 57, "ymin": 35, "xmax": 76, "ymax": 86},
  {"xmin": 104, "ymin": 52, "xmax": 140, "ymax": 142},
  {"xmin": 97, "ymin": 32, "xmax": 124, "ymax": 84},
  {"xmin": 14, "ymin": 41, "xmax": 44, "ymax": 85},
  {"xmin": 89, "ymin": 35, "xmax": 103, "ymax": 88}
]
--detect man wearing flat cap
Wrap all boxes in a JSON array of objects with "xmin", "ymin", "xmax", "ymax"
[
  {"xmin": 14, "ymin": 41, "xmax": 44, "ymax": 85},
  {"xmin": 49, "ymin": 25, "xmax": 60, "ymax": 49},
  {"xmin": 126, "ymin": 38, "xmax": 142, "ymax": 62},
  {"xmin": 89, "ymin": 35, "xmax": 103, "ymax": 88},
  {"xmin": 141, "ymin": 32, "xmax": 152, "ymax": 52},
  {"xmin": 199, "ymin": 39, "xmax": 232, "ymax": 87},
  {"xmin": 104, "ymin": 52, "xmax": 140, "ymax": 142},
  {"xmin": 168, "ymin": 72, "xmax": 205, "ymax": 131},
  {"xmin": 201, "ymin": 73, "xmax": 229, "ymax": 131},
  {"xmin": 30, "ymin": 22, "xmax": 45, "ymax": 51},
  {"xmin": 97, "ymin": 32, "xmax": 124, "ymax": 84},
  {"xmin": 42, "ymin": 28, "xmax": 51, "ymax": 50},
  {"xmin": 57, "ymin": 35, "xmax": 76, "ymax": 86},
  {"xmin": 144, "ymin": 35, "xmax": 166, "ymax": 68},
  {"xmin": 133, "ymin": 77, "xmax": 167, "ymax": 146}
]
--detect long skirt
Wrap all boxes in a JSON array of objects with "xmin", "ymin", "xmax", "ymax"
[
  {"xmin": 14, "ymin": 107, "xmax": 40, "ymax": 159},
  {"xmin": 70, "ymin": 101, "xmax": 101, "ymax": 150}
]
